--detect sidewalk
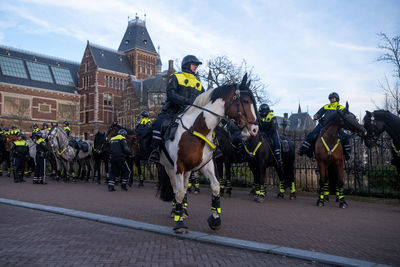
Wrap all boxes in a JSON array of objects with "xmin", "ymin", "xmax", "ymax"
[{"xmin": 0, "ymin": 175, "xmax": 399, "ymax": 266}]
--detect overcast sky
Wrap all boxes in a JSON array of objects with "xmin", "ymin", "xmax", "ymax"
[{"xmin": 1, "ymin": 0, "xmax": 399, "ymax": 119}]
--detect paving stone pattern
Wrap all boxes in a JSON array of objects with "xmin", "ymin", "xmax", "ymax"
[{"xmin": 0, "ymin": 176, "xmax": 399, "ymax": 266}]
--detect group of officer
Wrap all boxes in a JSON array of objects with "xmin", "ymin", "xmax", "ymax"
[{"xmin": 1, "ymin": 120, "xmax": 72, "ymax": 183}]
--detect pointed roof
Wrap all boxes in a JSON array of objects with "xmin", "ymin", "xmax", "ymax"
[
  {"xmin": 118, "ymin": 16, "xmax": 157, "ymax": 55},
  {"xmin": 88, "ymin": 43, "xmax": 133, "ymax": 75},
  {"xmin": 298, "ymin": 103, "xmax": 302, "ymax": 113}
]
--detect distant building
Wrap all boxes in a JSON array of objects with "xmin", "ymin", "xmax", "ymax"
[
  {"xmin": 288, "ymin": 104, "xmax": 315, "ymax": 131},
  {"xmin": 0, "ymin": 15, "xmax": 167, "ymax": 138}
]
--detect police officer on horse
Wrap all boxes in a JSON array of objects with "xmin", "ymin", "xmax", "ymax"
[
  {"xmin": 259, "ymin": 103, "xmax": 283, "ymax": 166},
  {"xmin": 63, "ymin": 121, "xmax": 71, "ymax": 136},
  {"xmin": 298, "ymin": 92, "xmax": 351, "ymax": 160},
  {"xmin": 149, "ymin": 55, "xmax": 204, "ymax": 162}
]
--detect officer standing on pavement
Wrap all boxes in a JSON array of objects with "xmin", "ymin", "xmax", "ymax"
[
  {"xmin": 10, "ymin": 133, "xmax": 29, "ymax": 183},
  {"xmin": 33, "ymin": 132, "xmax": 48, "ymax": 185},
  {"xmin": 108, "ymin": 129, "xmax": 133, "ymax": 192}
]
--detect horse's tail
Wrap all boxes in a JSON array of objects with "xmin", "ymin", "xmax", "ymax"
[{"xmin": 156, "ymin": 165, "xmax": 174, "ymax": 202}]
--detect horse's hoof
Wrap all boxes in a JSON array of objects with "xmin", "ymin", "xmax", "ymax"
[
  {"xmin": 289, "ymin": 193, "xmax": 296, "ymax": 200},
  {"xmin": 324, "ymin": 196, "xmax": 330, "ymax": 202},
  {"xmin": 336, "ymin": 196, "xmax": 339, "ymax": 202},
  {"xmin": 194, "ymin": 188, "xmax": 200, "ymax": 194},
  {"xmin": 339, "ymin": 200, "xmax": 348, "ymax": 209},
  {"xmin": 256, "ymin": 195, "xmax": 265, "ymax": 203},
  {"xmin": 277, "ymin": 192, "xmax": 284, "ymax": 199},
  {"xmin": 317, "ymin": 199, "xmax": 324, "ymax": 207},
  {"xmin": 173, "ymin": 221, "xmax": 188, "ymax": 234},
  {"xmin": 207, "ymin": 215, "xmax": 221, "ymax": 230},
  {"xmin": 226, "ymin": 189, "xmax": 232, "ymax": 197}
]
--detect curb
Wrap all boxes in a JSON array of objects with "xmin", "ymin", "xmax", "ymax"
[{"xmin": 0, "ymin": 198, "xmax": 390, "ymax": 267}]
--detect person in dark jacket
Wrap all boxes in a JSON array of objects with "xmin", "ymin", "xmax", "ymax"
[
  {"xmin": 108, "ymin": 129, "xmax": 133, "ymax": 191},
  {"xmin": 298, "ymin": 92, "xmax": 350, "ymax": 160},
  {"xmin": 32, "ymin": 123, "xmax": 40, "ymax": 139},
  {"xmin": 259, "ymin": 104, "xmax": 282, "ymax": 166},
  {"xmin": 149, "ymin": 54, "xmax": 204, "ymax": 162},
  {"xmin": 10, "ymin": 133, "xmax": 29, "ymax": 183},
  {"xmin": 33, "ymin": 131, "xmax": 48, "ymax": 184}
]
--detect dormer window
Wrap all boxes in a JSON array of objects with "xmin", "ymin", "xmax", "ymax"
[
  {"xmin": 143, "ymin": 40, "xmax": 147, "ymax": 45},
  {"xmin": 125, "ymin": 40, "xmax": 129, "ymax": 45}
]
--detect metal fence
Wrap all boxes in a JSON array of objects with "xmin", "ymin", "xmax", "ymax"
[{"xmin": 129, "ymin": 133, "xmax": 399, "ymax": 199}]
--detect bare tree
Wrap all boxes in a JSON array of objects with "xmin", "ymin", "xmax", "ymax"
[
  {"xmin": 377, "ymin": 32, "xmax": 400, "ymax": 115},
  {"xmin": 198, "ymin": 55, "xmax": 273, "ymax": 104}
]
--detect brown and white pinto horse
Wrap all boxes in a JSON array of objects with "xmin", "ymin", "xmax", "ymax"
[{"xmin": 158, "ymin": 74, "xmax": 259, "ymax": 233}]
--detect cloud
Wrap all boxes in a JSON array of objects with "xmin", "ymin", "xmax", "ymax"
[{"xmin": 328, "ymin": 41, "xmax": 380, "ymax": 52}]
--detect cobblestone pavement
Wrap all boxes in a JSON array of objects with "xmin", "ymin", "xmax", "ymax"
[
  {"xmin": 0, "ymin": 204, "xmax": 325, "ymax": 267},
  {"xmin": 0, "ymin": 175, "xmax": 399, "ymax": 266}
]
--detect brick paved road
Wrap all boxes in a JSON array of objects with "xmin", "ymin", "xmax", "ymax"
[
  {"xmin": 0, "ymin": 176, "xmax": 399, "ymax": 266},
  {"xmin": 0, "ymin": 204, "xmax": 323, "ymax": 267}
]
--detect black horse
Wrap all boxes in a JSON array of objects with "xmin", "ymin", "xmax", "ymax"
[
  {"xmin": 363, "ymin": 110, "xmax": 400, "ymax": 174},
  {"xmin": 93, "ymin": 132, "xmax": 110, "ymax": 184},
  {"xmin": 214, "ymin": 125, "xmax": 296, "ymax": 202}
]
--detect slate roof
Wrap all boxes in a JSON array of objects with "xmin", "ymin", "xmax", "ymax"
[
  {"xmin": 0, "ymin": 45, "xmax": 79, "ymax": 94},
  {"xmin": 88, "ymin": 43, "xmax": 133, "ymax": 75},
  {"xmin": 118, "ymin": 17, "xmax": 157, "ymax": 54},
  {"xmin": 130, "ymin": 74, "xmax": 167, "ymax": 105},
  {"xmin": 288, "ymin": 112, "xmax": 315, "ymax": 131}
]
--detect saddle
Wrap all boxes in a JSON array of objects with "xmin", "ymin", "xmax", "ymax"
[{"xmin": 68, "ymin": 139, "xmax": 89, "ymax": 152}]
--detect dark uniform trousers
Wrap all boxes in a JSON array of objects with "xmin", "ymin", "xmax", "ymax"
[{"xmin": 108, "ymin": 157, "xmax": 131, "ymax": 187}]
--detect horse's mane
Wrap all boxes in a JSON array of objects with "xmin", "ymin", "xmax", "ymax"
[
  {"xmin": 186, "ymin": 89, "xmax": 213, "ymax": 114},
  {"xmin": 210, "ymin": 84, "xmax": 237, "ymax": 103},
  {"xmin": 372, "ymin": 109, "xmax": 400, "ymax": 132}
]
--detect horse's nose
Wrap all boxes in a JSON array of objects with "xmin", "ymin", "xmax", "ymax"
[{"xmin": 250, "ymin": 125, "xmax": 259, "ymax": 136}]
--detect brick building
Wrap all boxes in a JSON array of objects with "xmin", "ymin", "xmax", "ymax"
[{"xmin": 0, "ymin": 15, "xmax": 168, "ymax": 139}]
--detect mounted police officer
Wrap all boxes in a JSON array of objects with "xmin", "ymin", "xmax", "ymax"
[
  {"xmin": 32, "ymin": 123, "xmax": 40, "ymax": 139},
  {"xmin": 298, "ymin": 92, "xmax": 351, "ymax": 160},
  {"xmin": 259, "ymin": 104, "xmax": 283, "ymax": 166},
  {"xmin": 108, "ymin": 129, "xmax": 133, "ymax": 192},
  {"xmin": 10, "ymin": 133, "xmax": 29, "ymax": 183},
  {"xmin": 149, "ymin": 54, "xmax": 204, "ymax": 162},
  {"xmin": 10, "ymin": 125, "xmax": 20, "ymax": 135},
  {"xmin": 3, "ymin": 127, "xmax": 10, "ymax": 136},
  {"xmin": 63, "ymin": 121, "xmax": 71, "ymax": 136},
  {"xmin": 137, "ymin": 110, "xmax": 152, "ymax": 128},
  {"xmin": 33, "ymin": 131, "xmax": 48, "ymax": 184}
]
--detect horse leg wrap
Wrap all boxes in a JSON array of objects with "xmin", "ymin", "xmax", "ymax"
[
  {"xmin": 174, "ymin": 203, "xmax": 184, "ymax": 222},
  {"xmin": 279, "ymin": 181, "xmax": 285, "ymax": 193},
  {"xmin": 291, "ymin": 182, "xmax": 296, "ymax": 193},
  {"xmin": 208, "ymin": 196, "xmax": 222, "ymax": 230},
  {"xmin": 211, "ymin": 195, "xmax": 221, "ymax": 217}
]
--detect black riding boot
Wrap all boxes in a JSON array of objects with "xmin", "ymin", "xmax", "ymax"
[
  {"xmin": 275, "ymin": 148, "xmax": 283, "ymax": 167},
  {"xmin": 149, "ymin": 138, "xmax": 161, "ymax": 162}
]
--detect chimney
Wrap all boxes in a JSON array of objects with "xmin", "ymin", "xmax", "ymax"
[{"xmin": 167, "ymin": 60, "xmax": 175, "ymax": 76}]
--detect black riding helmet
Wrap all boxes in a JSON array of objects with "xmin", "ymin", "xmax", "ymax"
[
  {"xmin": 328, "ymin": 92, "xmax": 340, "ymax": 101},
  {"xmin": 140, "ymin": 110, "xmax": 149, "ymax": 117},
  {"xmin": 259, "ymin": 103, "xmax": 270, "ymax": 117},
  {"xmin": 181, "ymin": 55, "xmax": 202, "ymax": 73}
]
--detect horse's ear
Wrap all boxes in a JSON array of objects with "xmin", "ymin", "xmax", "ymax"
[
  {"xmin": 240, "ymin": 73, "xmax": 248, "ymax": 90},
  {"xmin": 345, "ymin": 101, "xmax": 349, "ymax": 110},
  {"xmin": 366, "ymin": 110, "xmax": 371, "ymax": 116},
  {"xmin": 246, "ymin": 80, "xmax": 251, "ymax": 89}
]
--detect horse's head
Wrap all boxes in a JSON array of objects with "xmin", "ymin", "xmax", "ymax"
[
  {"xmin": 220, "ymin": 74, "xmax": 259, "ymax": 139},
  {"xmin": 338, "ymin": 102, "xmax": 366, "ymax": 137},
  {"xmin": 94, "ymin": 132, "xmax": 107, "ymax": 153},
  {"xmin": 362, "ymin": 110, "xmax": 384, "ymax": 147},
  {"xmin": 106, "ymin": 122, "xmax": 120, "ymax": 140}
]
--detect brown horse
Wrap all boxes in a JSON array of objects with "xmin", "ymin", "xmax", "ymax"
[{"xmin": 315, "ymin": 102, "xmax": 365, "ymax": 208}]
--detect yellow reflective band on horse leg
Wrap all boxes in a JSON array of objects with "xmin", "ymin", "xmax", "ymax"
[
  {"xmin": 174, "ymin": 215, "xmax": 181, "ymax": 222},
  {"xmin": 192, "ymin": 131, "xmax": 216, "ymax": 149},
  {"xmin": 217, "ymin": 208, "xmax": 221, "ymax": 214},
  {"xmin": 321, "ymin": 137, "xmax": 340, "ymax": 155}
]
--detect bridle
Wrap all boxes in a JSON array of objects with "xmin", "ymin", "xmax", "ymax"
[{"xmin": 188, "ymin": 84, "xmax": 258, "ymax": 130}]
